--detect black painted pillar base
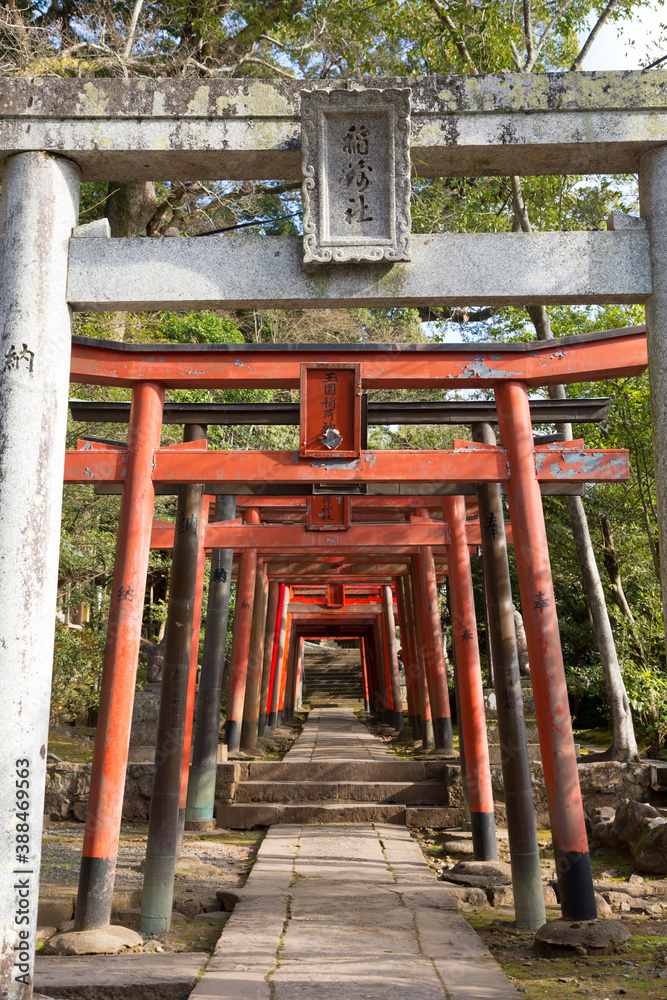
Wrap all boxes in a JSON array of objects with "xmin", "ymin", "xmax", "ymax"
[
  {"xmin": 421, "ymin": 719, "xmax": 435, "ymax": 749},
  {"xmin": 434, "ymin": 716, "xmax": 454, "ymax": 750},
  {"xmin": 75, "ymin": 856, "xmax": 115, "ymax": 930},
  {"xmin": 276, "ymin": 709, "xmax": 283, "ymax": 729},
  {"xmin": 257, "ymin": 712, "xmax": 267, "ymax": 736},
  {"xmin": 393, "ymin": 710, "xmax": 404, "ymax": 732},
  {"xmin": 240, "ymin": 718, "xmax": 258, "ymax": 754},
  {"xmin": 364, "ymin": 699, "xmax": 371, "ymax": 712},
  {"xmin": 225, "ymin": 718, "xmax": 241, "ymax": 753},
  {"xmin": 267, "ymin": 710, "xmax": 277, "ymax": 729},
  {"xmin": 471, "ymin": 811, "xmax": 498, "ymax": 862},
  {"xmin": 556, "ymin": 849, "xmax": 598, "ymax": 920}
]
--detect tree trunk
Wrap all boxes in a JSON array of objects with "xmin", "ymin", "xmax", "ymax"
[
  {"xmin": 601, "ymin": 514, "xmax": 647, "ymax": 663},
  {"xmin": 105, "ymin": 181, "xmax": 157, "ymax": 341},
  {"xmin": 512, "ymin": 606, "xmax": 531, "ymax": 677},
  {"xmin": 568, "ymin": 497, "xmax": 639, "ymax": 758}
]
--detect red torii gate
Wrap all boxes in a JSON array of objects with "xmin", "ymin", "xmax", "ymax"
[{"xmin": 61, "ymin": 326, "xmax": 645, "ymax": 941}]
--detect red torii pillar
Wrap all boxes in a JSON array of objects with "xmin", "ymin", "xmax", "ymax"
[
  {"xmin": 411, "ymin": 530, "xmax": 453, "ymax": 749},
  {"xmin": 268, "ymin": 586, "xmax": 289, "ymax": 729},
  {"xmin": 383, "ymin": 585, "xmax": 404, "ymax": 731},
  {"xmin": 259, "ymin": 581, "xmax": 281, "ymax": 734},
  {"xmin": 224, "ymin": 509, "xmax": 259, "ymax": 752},
  {"xmin": 496, "ymin": 381, "xmax": 596, "ymax": 921},
  {"xmin": 443, "ymin": 495, "xmax": 497, "ymax": 862},
  {"xmin": 75, "ymin": 382, "xmax": 164, "ymax": 933}
]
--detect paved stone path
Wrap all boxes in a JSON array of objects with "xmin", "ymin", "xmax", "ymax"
[
  {"xmin": 191, "ymin": 710, "xmax": 520, "ymax": 999},
  {"xmin": 286, "ymin": 706, "xmax": 395, "ymax": 761}
]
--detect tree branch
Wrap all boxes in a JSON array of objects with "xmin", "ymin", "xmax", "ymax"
[
  {"xmin": 571, "ymin": 0, "xmax": 620, "ymax": 71},
  {"xmin": 526, "ymin": 0, "xmax": 577, "ymax": 71},
  {"xmin": 427, "ymin": 0, "xmax": 479, "ymax": 73},
  {"xmin": 121, "ymin": 0, "xmax": 143, "ymax": 60},
  {"xmin": 417, "ymin": 305, "xmax": 497, "ymax": 324},
  {"xmin": 522, "ymin": 0, "xmax": 535, "ymax": 69}
]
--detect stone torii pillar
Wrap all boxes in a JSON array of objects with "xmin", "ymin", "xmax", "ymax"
[{"xmin": 0, "ymin": 151, "xmax": 80, "ymax": 992}]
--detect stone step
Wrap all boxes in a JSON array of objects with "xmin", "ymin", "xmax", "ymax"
[
  {"xmin": 239, "ymin": 760, "xmax": 457, "ymax": 782},
  {"xmin": 234, "ymin": 779, "xmax": 448, "ymax": 805},
  {"xmin": 216, "ymin": 801, "xmax": 462, "ymax": 829}
]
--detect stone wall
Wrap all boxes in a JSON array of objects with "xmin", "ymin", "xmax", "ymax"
[{"xmin": 44, "ymin": 759, "xmax": 653, "ymax": 828}]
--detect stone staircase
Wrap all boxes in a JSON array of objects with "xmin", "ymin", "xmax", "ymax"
[
  {"xmin": 215, "ymin": 760, "xmax": 464, "ymax": 829},
  {"xmin": 303, "ymin": 643, "xmax": 363, "ymax": 706}
]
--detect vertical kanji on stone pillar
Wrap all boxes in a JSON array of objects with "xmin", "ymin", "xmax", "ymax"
[
  {"xmin": 495, "ymin": 381, "xmax": 596, "ymax": 921},
  {"xmin": 186, "ymin": 495, "xmax": 236, "ymax": 825},
  {"xmin": 0, "ymin": 151, "xmax": 80, "ymax": 987},
  {"xmin": 443, "ymin": 495, "xmax": 497, "ymax": 862}
]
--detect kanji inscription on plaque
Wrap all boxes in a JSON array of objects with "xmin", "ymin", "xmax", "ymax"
[{"xmin": 301, "ymin": 88, "xmax": 411, "ymax": 264}]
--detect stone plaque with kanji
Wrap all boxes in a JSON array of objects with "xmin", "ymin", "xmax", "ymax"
[{"xmin": 301, "ymin": 88, "xmax": 411, "ymax": 264}]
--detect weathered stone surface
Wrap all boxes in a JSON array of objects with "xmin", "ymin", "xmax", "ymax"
[
  {"xmin": 406, "ymin": 807, "xmax": 463, "ymax": 829},
  {"xmin": 301, "ymin": 87, "xmax": 411, "ymax": 264},
  {"xmin": 449, "ymin": 860, "xmax": 513, "ymax": 879},
  {"xmin": 216, "ymin": 890, "xmax": 242, "ymax": 912},
  {"xmin": 486, "ymin": 886, "xmax": 514, "ymax": 907},
  {"xmin": 192, "ymin": 910, "xmax": 232, "ymax": 924},
  {"xmin": 439, "ymin": 872, "xmax": 512, "ymax": 890},
  {"xmin": 68, "ymin": 231, "xmax": 651, "ymax": 313},
  {"xmin": 533, "ymin": 918, "xmax": 631, "ymax": 956},
  {"xmin": 35, "ymin": 952, "xmax": 206, "ymax": 999},
  {"xmin": 629, "ymin": 818, "xmax": 667, "ymax": 873},
  {"xmin": 2, "ymin": 72, "xmax": 667, "ymax": 182},
  {"xmin": 440, "ymin": 885, "xmax": 490, "ymax": 907},
  {"xmin": 44, "ymin": 925, "xmax": 143, "ymax": 956},
  {"xmin": 38, "ymin": 899, "xmax": 75, "ymax": 927},
  {"xmin": 595, "ymin": 879, "xmax": 667, "ymax": 898},
  {"xmin": 613, "ymin": 798, "xmax": 660, "ymax": 846},
  {"xmin": 36, "ymin": 927, "xmax": 57, "ymax": 947}
]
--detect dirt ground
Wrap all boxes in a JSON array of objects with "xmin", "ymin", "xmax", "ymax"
[
  {"xmin": 39, "ymin": 822, "xmax": 263, "ymax": 953},
  {"xmin": 414, "ymin": 828, "xmax": 667, "ymax": 1000}
]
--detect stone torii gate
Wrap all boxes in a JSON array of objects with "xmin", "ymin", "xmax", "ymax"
[{"xmin": 0, "ymin": 70, "xmax": 661, "ymax": 996}]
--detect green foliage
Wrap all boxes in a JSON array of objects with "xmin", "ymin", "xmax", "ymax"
[{"xmin": 50, "ymin": 624, "xmax": 106, "ymax": 726}]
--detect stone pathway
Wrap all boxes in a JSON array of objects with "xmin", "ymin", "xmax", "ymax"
[
  {"xmin": 191, "ymin": 824, "xmax": 520, "ymax": 1000},
  {"xmin": 192, "ymin": 710, "xmax": 520, "ymax": 999},
  {"xmin": 286, "ymin": 706, "xmax": 395, "ymax": 761}
]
